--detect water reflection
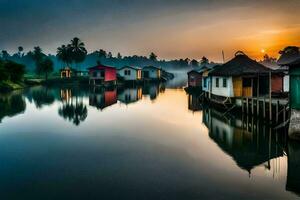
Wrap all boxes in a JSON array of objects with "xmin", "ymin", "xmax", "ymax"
[
  {"xmin": 89, "ymin": 87, "xmax": 118, "ymax": 110},
  {"xmin": 3, "ymin": 83, "xmax": 165, "ymax": 126},
  {"xmin": 0, "ymin": 91, "xmax": 26, "ymax": 122},
  {"xmin": 1, "ymin": 83, "xmax": 300, "ymax": 198},
  {"xmin": 203, "ymin": 108, "xmax": 285, "ymax": 174},
  {"xmin": 26, "ymin": 86, "xmax": 55, "ymax": 109},
  {"xmin": 188, "ymin": 92, "xmax": 300, "ymax": 196},
  {"xmin": 58, "ymin": 89, "xmax": 88, "ymax": 126},
  {"xmin": 118, "ymin": 87, "xmax": 143, "ymax": 105},
  {"xmin": 287, "ymin": 141, "xmax": 300, "ymax": 196}
]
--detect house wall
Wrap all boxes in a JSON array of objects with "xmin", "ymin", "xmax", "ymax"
[
  {"xmin": 188, "ymin": 72, "xmax": 202, "ymax": 87},
  {"xmin": 118, "ymin": 68, "xmax": 140, "ymax": 81},
  {"xmin": 232, "ymin": 77, "xmax": 243, "ymax": 97},
  {"xmin": 272, "ymin": 74, "xmax": 283, "ymax": 93},
  {"xmin": 142, "ymin": 68, "xmax": 160, "ymax": 79},
  {"xmin": 290, "ymin": 66, "xmax": 300, "ymax": 109},
  {"xmin": 211, "ymin": 76, "xmax": 234, "ymax": 97},
  {"xmin": 284, "ymin": 75, "xmax": 289, "ymax": 92},
  {"xmin": 104, "ymin": 68, "xmax": 117, "ymax": 82}
]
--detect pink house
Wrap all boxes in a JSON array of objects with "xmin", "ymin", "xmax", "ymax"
[{"xmin": 88, "ymin": 65, "xmax": 117, "ymax": 85}]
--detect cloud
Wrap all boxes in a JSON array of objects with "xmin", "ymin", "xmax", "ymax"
[{"xmin": 0, "ymin": 0, "xmax": 300, "ymax": 60}]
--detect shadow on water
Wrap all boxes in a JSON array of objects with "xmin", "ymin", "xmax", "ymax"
[
  {"xmin": 188, "ymin": 92, "xmax": 300, "ymax": 196},
  {"xmin": 0, "ymin": 91, "xmax": 26, "ymax": 123}
]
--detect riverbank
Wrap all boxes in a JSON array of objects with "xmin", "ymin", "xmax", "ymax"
[{"xmin": 0, "ymin": 81, "xmax": 26, "ymax": 93}]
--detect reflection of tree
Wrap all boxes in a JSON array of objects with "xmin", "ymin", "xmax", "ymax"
[
  {"xmin": 58, "ymin": 98, "xmax": 87, "ymax": 126},
  {"xmin": 31, "ymin": 88, "xmax": 55, "ymax": 108},
  {"xmin": 0, "ymin": 93, "xmax": 26, "ymax": 122}
]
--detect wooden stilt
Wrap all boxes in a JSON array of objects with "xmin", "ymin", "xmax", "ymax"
[
  {"xmin": 246, "ymin": 98, "xmax": 249, "ymax": 114},
  {"xmin": 263, "ymin": 98, "xmax": 266, "ymax": 119},
  {"xmin": 283, "ymin": 105, "xmax": 286, "ymax": 123},
  {"xmin": 257, "ymin": 99, "xmax": 259, "ymax": 116},
  {"xmin": 276, "ymin": 100, "xmax": 279, "ymax": 123},
  {"xmin": 257, "ymin": 75, "xmax": 260, "ymax": 115},
  {"xmin": 251, "ymin": 98, "xmax": 254, "ymax": 114},
  {"xmin": 269, "ymin": 71, "xmax": 272, "ymax": 121},
  {"xmin": 242, "ymin": 98, "xmax": 244, "ymax": 113}
]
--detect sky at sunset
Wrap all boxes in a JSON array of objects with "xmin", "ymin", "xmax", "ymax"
[{"xmin": 1, "ymin": 0, "xmax": 300, "ymax": 62}]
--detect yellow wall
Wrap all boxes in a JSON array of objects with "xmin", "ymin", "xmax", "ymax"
[{"xmin": 233, "ymin": 77, "xmax": 242, "ymax": 97}]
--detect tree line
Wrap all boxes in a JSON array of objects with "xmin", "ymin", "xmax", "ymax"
[{"xmin": 1, "ymin": 37, "xmax": 213, "ymax": 80}]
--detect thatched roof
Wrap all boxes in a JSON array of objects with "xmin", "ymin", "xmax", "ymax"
[
  {"xmin": 209, "ymin": 51, "xmax": 270, "ymax": 76},
  {"xmin": 277, "ymin": 46, "xmax": 300, "ymax": 66}
]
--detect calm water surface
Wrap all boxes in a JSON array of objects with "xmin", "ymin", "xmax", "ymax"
[{"xmin": 0, "ymin": 78, "xmax": 299, "ymax": 199}]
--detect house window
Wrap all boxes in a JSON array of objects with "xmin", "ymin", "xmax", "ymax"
[
  {"xmin": 223, "ymin": 78, "xmax": 227, "ymax": 88},
  {"xmin": 215, "ymin": 78, "xmax": 219, "ymax": 88},
  {"xmin": 93, "ymin": 71, "xmax": 97, "ymax": 77},
  {"xmin": 125, "ymin": 70, "xmax": 131, "ymax": 76}
]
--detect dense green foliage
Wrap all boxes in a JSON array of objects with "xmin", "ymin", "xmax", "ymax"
[
  {"xmin": 0, "ymin": 60, "xmax": 25, "ymax": 82},
  {"xmin": 36, "ymin": 58, "xmax": 54, "ymax": 80}
]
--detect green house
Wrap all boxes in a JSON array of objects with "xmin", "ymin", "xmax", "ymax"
[{"xmin": 278, "ymin": 46, "xmax": 300, "ymax": 109}]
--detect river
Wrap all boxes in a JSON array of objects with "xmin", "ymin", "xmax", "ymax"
[{"xmin": 0, "ymin": 75, "xmax": 299, "ymax": 199}]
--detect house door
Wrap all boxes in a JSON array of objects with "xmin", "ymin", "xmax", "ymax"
[{"xmin": 242, "ymin": 78, "xmax": 252, "ymax": 97}]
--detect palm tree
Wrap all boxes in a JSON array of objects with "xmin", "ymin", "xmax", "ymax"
[
  {"xmin": 69, "ymin": 37, "xmax": 87, "ymax": 71},
  {"xmin": 57, "ymin": 45, "xmax": 72, "ymax": 69},
  {"xmin": 31, "ymin": 46, "xmax": 45, "ymax": 63},
  {"xmin": 18, "ymin": 46, "xmax": 24, "ymax": 58}
]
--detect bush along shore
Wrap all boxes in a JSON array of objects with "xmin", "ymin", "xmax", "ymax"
[{"xmin": 0, "ymin": 59, "xmax": 26, "ymax": 92}]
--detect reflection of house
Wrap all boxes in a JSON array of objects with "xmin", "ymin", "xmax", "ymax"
[
  {"xmin": 118, "ymin": 87, "xmax": 142, "ymax": 104},
  {"xmin": 60, "ymin": 89, "xmax": 72, "ymax": 102},
  {"xmin": 142, "ymin": 66, "xmax": 161, "ymax": 80},
  {"xmin": 142, "ymin": 83, "xmax": 161, "ymax": 100},
  {"xmin": 88, "ymin": 65, "xmax": 117, "ymax": 85},
  {"xmin": 203, "ymin": 108, "xmax": 284, "ymax": 173},
  {"xmin": 118, "ymin": 66, "xmax": 142, "ymax": 81},
  {"xmin": 208, "ymin": 51, "xmax": 285, "ymax": 100},
  {"xmin": 286, "ymin": 141, "xmax": 300, "ymax": 196},
  {"xmin": 188, "ymin": 94, "xmax": 203, "ymax": 112},
  {"xmin": 89, "ymin": 88, "xmax": 117, "ymax": 110}
]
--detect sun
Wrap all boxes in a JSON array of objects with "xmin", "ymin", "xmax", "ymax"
[{"xmin": 261, "ymin": 49, "xmax": 266, "ymax": 53}]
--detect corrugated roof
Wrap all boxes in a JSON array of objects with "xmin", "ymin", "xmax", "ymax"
[
  {"xmin": 119, "ymin": 66, "xmax": 142, "ymax": 70},
  {"xmin": 209, "ymin": 51, "xmax": 270, "ymax": 76},
  {"xmin": 142, "ymin": 66, "xmax": 161, "ymax": 70},
  {"xmin": 88, "ymin": 64, "xmax": 116, "ymax": 70}
]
